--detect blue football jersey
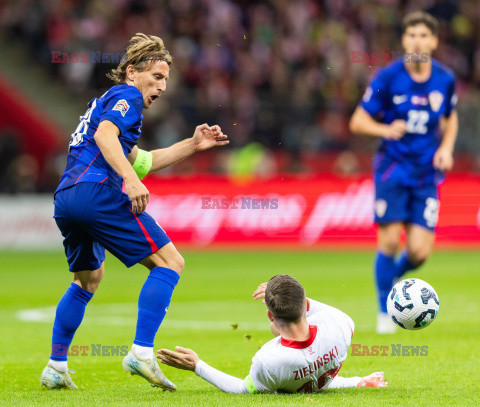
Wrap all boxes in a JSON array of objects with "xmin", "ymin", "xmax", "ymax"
[
  {"xmin": 56, "ymin": 84, "xmax": 144, "ymax": 194},
  {"xmin": 361, "ymin": 58, "xmax": 456, "ymax": 186}
]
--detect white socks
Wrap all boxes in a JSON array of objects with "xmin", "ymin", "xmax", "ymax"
[
  {"xmin": 132, "ymin": 344, "xmax": 154, "ymax": 359},
  {"xmin": 49, "ymin": 359, "xmax": 68, "ymax": 372}
]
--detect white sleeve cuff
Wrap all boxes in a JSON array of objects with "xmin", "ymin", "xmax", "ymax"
[
  {"xmin": 327, "ymin": 375, "xmax": 361, "ymax": 389},
  {"xmin": 195, "ymin": 360, "xmax": 249, "ymax": 394}
]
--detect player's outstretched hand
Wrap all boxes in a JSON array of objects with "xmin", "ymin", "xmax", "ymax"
[
  {"xmin": 125, "ymin": 177, "xmax": 150, "ymax": 213},
  {"xmin": 157, "ymin": 346, "xmax": 199, "ymax": 372},
  {"xmin": 384, "ymin": 119, "xmax": 407, "ymax": 140},
  {"xmin": 357, "ymin": 371, "xmax": 388, "ymax": 388},
  {"xmin": 253, "ymin": 282, "xmax": 268, "ymax": 304},
  {"xmin": 433, "ymin": 147, "xmax": 454, "ymax": 171},
  {"xmin": 192, "ymin": 123, "xmax": 229, "ymax": 152}
]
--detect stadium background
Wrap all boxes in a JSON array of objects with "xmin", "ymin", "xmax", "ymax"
[
  {"xmin": 1, "ymin": 1, "xmax": 480, "ymax": 405},
  {"xmin": 1, "ymin": 0, "xmax": 480, "ymax": 248}
]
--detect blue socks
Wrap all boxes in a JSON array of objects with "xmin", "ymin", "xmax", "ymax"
[
  {"xmin": 374, "ymin": 251, "xmax": 396, "ymax": 313},
  {"xmin": 134, "ymin": 267, "xmax": 180, "ymax": 347},
  {"xmin": 49, "ymin": 267, "xmax": 179, "ymax": 361},
  {"xmin": 395, "ymin": 250, "xmax": 417, "ymax": 278},
  {"xmin": 51, "ymin": 282, "xmax": 94, "ymax": 361},
  {"xmin": 375, "ymin": 250, "xmax": 421, "ymax": 313}
]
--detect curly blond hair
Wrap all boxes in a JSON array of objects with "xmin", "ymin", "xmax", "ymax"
[{"xmin": 107, "ymin": 33, "xmax": 172, "ymax": 84}]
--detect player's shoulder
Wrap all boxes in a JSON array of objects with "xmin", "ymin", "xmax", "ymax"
[
  {"xmin": 102, "ymin": 84, "xmax": 143, "ymax": 104},
  {"xmin": 254, "ymin": 336, "xmax": 281, "ymax": 359},
  {"xmin": 431, "ymin": 58, "xmax": 455, "ymax": 81},
  {"xmin": 373, "ymin": 58, "xmax": 404, "ymax": 81},
  {"xmin": 253, "ymin": 337, "xmax": 293, "ymax": 367},
  {"xmin": 308, "ymin": 307, "xmax": 354, "ymax": 339},
  {"xmin": 99, "ymin": 84, "xmax": 144, "ymax": 117}
]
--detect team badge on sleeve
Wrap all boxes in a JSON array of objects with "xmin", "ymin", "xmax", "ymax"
[
  {"xmin": 112, "ymin": 99, "xmax": 130, "ymax": 117},
  {"xmin": 362, "ymin": 87, "xmax": 373, "ymax": 102}
]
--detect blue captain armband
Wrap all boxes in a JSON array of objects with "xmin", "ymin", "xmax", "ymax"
[{"xmin": 132, "ymin": 149, "xmax": 153, "ymax": 179}]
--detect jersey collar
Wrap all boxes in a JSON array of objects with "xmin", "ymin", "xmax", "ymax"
[{"xmin": 280, "ymin": 325, "xmax": 317, "ymax": 349}]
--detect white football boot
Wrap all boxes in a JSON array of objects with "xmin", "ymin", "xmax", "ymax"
[
  {"xmin": 40, "ymin": 362, "xmax": 78, "ymax": 389},
  {"xmin": 376, "ymin": 312, "xmax": 397, "ymax": 334},
  {"xmin": 123, "ymin": 349, "xmax": 176, "ymax": 391}
]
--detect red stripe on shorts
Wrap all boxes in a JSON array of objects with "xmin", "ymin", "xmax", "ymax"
[
  {"xmin": 74, "ymin": 151, "xmax": 101, "ymax": 184},
  {"xmin": 129, "ymin": 208, "xmax": 159, "ymax": 254}
]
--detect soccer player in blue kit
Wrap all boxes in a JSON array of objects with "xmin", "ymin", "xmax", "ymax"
[
  {"xmin": 40, "ymin": 33, "xmax": 229, "ymax": 389},
  {"xmin": 349, "ymin": 12, "xmax": 458, "ymax": 333}
]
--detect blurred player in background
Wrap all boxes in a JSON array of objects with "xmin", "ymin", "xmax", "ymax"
[
  {"xmin": 349, "ymin": 12, "xmax": 458, "ymax": 333},
  {"xmin": 158, "ymin": 275, "xmax": 386, "ymax": 394},
  {"xmin": 40, "ymin": 33, "xmax": 229, "ymax": 390}
]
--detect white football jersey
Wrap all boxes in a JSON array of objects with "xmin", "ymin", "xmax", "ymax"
[{"xmin": 244, "ymin": 300, "xmax": 354, "ymax": 394}]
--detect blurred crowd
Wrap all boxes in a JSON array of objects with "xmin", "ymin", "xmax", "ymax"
[{"xmin": 1, "ymin": 0, "xmax": 480, "ymax": 191}]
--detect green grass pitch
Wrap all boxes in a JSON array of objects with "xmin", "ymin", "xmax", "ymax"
[{"xmin": 0, "ymin": 249, "xmax": 479, "ymax": 406}]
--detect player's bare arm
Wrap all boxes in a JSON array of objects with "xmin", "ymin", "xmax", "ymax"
[
  {"xmin": 128, "ymin": 124, "xmax": 229, "ymax": 173},
  {"xmin": 434, "ymin": 110, "xmax": 458, "ymax": 171},
  {"xmin": 350, "ymin": 106, "xmax": 406, "ymax": 140},
  {"xmin": 158, "ymin": 346, "xmax": 199, "ymax": 371},
  {"xmin": 94, "ymin": 120, "xmax": 149, "ymax": 214}
]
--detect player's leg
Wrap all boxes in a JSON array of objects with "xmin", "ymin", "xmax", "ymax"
[
  {"xmin": 47, "ymin": 265, "xmax": 103, "ymax": 367},
  {"xmin": 373, "ymin": 179, "xmax": 409, "ymax": 333},
  {"xmin": 122, "ymin": 243, "xmax": 182, "ymax": 390},
  {"xmin": 73, "ymin": 266, "xmax": 105, "ymax": 292},
  {"xmin": 133, "ymin": 242, "xmax": 184, "ymax": 354},
  {"xmin": 396, "ymin": 223, "xmax": 435, "ymax": 275},
  {"xmin": 375, "ymin": 222, "xmax": 403, "ymax": 313},
  {"xmin": 42, "ymin": 263, "xmax": 104, "ymax": 389},
  {"xmin": 78, "ymin": 184, "xmax": 180, "ymax": 389},
  {"xmin": 41, "ymin": 184, "xmax": 107, "ymax": 389},
  {"xmin": 395, "ymin": 185, "xmax": 438, "ymax": 278}
]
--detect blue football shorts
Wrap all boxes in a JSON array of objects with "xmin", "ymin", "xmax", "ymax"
[
  {"xmin": 374, "ymin": 179, "xmax": 439, "ymax": 231},
  {"xmin": 54, "ymin": 182, "xmax": 171, "ymax": 272}
]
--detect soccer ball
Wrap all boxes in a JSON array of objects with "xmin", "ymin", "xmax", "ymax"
[{"xmin": 387, "ymin": 278, "xmax": 439, "ymax": 330}]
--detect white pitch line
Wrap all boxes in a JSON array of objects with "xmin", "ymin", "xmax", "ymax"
[
  {"xmin": 16, "ymin": 305, "xmax": 269, "ymax": 331},
  {"xmin": 16, "ymin": 304, "xmax": 373, "ymax": 331}
]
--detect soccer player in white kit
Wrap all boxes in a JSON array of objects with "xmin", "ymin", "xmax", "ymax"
[{"xmin": 157, "ymin": 275, "xmax": 386, "ymax": 393}]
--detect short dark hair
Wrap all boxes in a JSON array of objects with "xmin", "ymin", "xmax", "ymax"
[
  {"xmin": 265, "ymin": 275, "xmax": 306, "ymax": 323},
  {"xmin": 402, "ymin": 11, "xmax": 439, "ymax": 36}
]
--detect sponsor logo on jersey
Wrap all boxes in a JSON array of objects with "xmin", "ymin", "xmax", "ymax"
[
  {"xmin": 428, "ymin": 91, "xmax": 444, "ymax": 112},
  {"xmin": 392, "ymin": 94, "xmax": 407, "ymax": 104},
  {"xmin": 410, "ymin": 95, "xmax": 428, "ymax": 106},
  {"xmin": 112, "ymin": 99, "xmax": 130, "ymax": 117}
]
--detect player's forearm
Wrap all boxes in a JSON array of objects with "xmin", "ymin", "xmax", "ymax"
[
  {"xmin": 439, "ymin": 111, "xmax": 458, "ymax": 153},
  {"xmin": 149, "ymin": 138, "xmax": 196, "ymax": 173},
  {"xmin": 94, "ymin": 130, "xmax": 138, "ymax": 182},
  {"xmin": 349, "ymin": 107, "xmax": 389, "ymax": 138},
  {"xmin": 194, "ymin": 360, "xmax": 249, "ymax": 394},
  {"xmin": 327, "ymin": 376, "xmax": 361, "ymax": 389}
]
